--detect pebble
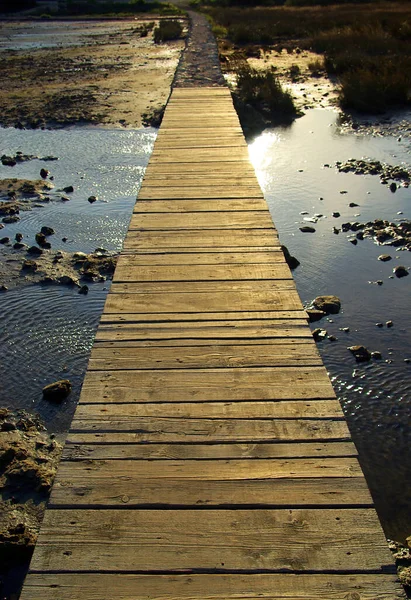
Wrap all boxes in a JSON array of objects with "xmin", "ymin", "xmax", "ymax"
[
  {"xmin": 378, "ymin": 254, "xmax": 392, "ymax": 262},
  {"xmin": 348, "ymin": 345, "xmax": 371, "ymax": 362},
  {"xmin": 394, "ymin": 265, "xmax": 409, "ymax": 278},
  {"xmin": 299, "ymin": 226, "xmax": 316, "ymax": 233},
  {"xmin": 386, "ymin": 320, "xmax": 394, "ymax": 328},
  {"xmin": 371, "ymin": 351, "xmax": 382, "ymax": 360}
]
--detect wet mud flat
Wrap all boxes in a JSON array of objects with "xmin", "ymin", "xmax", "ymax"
[{"xmin": 0, "ymin": 18, "xmax": 185, "ymax": 129}]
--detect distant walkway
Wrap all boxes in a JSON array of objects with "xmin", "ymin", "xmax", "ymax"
[{"xmin": 173, "ymin": 11, "xmax": 225, "ymax": 87}]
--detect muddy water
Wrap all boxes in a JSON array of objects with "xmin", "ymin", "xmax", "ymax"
[
  {"xmin": 0, "ymin": 126, "xmax": 155, "ymax": 430},
  {"xmin": 249, "ymin": 108, "xmax": 411, "ymax": 541}
]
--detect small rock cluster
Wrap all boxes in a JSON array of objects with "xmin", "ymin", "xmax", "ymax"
[{"xmin": 335, "ymin": 158, "xmax": 410, "ymax": 186}]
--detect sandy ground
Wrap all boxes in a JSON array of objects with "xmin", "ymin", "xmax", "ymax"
[
  {"xmin": 0, "ymin": 18, "xmax": 186, "ymax": 129},
  {"xmin": 219, "ymin": 44, "xmax": 338, "ymax": 114}
]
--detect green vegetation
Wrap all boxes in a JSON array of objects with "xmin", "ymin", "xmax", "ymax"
[
  {"xmin": 205, "ymin": 2, "xmax": 411, "ymax": 113},
  {"xmin": 235, "ymin": 65, "xmax": 298, "ymax": 120},
  {"xmin": 153, "ymin": 19, "xmax": 184, "ymax": 42}
]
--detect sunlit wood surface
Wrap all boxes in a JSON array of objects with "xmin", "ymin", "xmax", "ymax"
[{"xmin": 21, "ymin": 87, "xmax": 403, "ymax": 600}]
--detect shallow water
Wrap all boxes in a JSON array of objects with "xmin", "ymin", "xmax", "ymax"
[
  {"xmin": 0, "ymin": 126, "xmax": 155, "ymax": 429},
  {"xmin": 249, "ymin": 108, "xmax": 411, "ymax": 540},
  {"xmin": 1, "ymin": 111, "xmax": 410, "ymax": 542}
]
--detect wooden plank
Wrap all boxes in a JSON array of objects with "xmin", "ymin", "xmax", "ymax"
[
  {"xmin": 20, "ymin": 573, "xmax": 405, "ymax": 600},
  {"xmin": 143, "ymin": 161, "xmax": 256, "ymax": 172},
  {"xmin": 133, "ymin": 200, "xmax": 269, "ymax": 212},
  {"xmin": 62, "ymin": 441, "xmax": 359, "ymax": 461},
  {"xmin": 128, "ymin": 212, "xmax": 273, "ymax": 230},
  {"xmin": 30, "ymin": 509, "xmax": 392, "ymax": 573},
  {"xmin": 88, "ymin": 343, "xmax": 322, "ymax": 369},
  {"xmin": 116, "ymin": 252, "xmax": 285, "ymax": 266},
  {"xmin": 137, "ymin": 187, "xmax": 263, "ymax": 199},
  {"xmin": 123, "ymin": 230, "xmax": 278, "ymax": 250},
  {"xmin": 103, "ymin": 290, "xmax": 303, "ymax": 314},
  {"xmin": 78, "ymin": 367, "xmax": 336, "ymax": 403},
  {"xmin": 110, "ymin": 282, "xmax": 296, "ymax": 295},
  {"xmin": 99, "ymin": 311, "xmax": 308, "ymax": 322},
  {"xmin": 140, "ymin": 176, "xmax": 259, "ymax": 185},
  {"xmin": 113, "ymin": 264, "xmax": 291, "ymax": 282},
  {"xmin": 49, "ymin": 469, "xmax": 370, "ymax": 507},
  {"xmin": 75, "ymin": 400, "xmax": 344, "ymax": 420}
]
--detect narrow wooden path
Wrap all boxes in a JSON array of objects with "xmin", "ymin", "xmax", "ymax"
[{"xmin": 21, "ymin": 88, "xmax": 403, "ymax": 599}]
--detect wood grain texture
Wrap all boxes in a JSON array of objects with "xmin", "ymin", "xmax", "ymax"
[
  {"xmin": 20, "ymin": 573, "xmax": 405, "ymax": 600},
  {"xmin": 133, "ymin": 200, "xmax": 269, "ymax": 212},
  {"xmin": 30, "ymin": 509, "xmax": 392, "ymax": 573},
  {"xmin": 128, "ymin": 212, "xmax": 273, "ymax": 230},
  {"xmin": 62, "ymin": 441, "xmax": 359, "ymax": 461}
]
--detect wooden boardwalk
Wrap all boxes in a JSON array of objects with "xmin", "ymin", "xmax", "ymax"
[{"xmin": 21, "ymin": 88, "xmax": 403, "ymax": 599}]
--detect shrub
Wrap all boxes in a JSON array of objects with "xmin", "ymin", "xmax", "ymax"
[
  {"xmin": 339, "ymin": 60, "xmax": 411, "ymax": 113},
  {"xmin": 236, "ymin": 65, "xmax": 297, "ymax": 117},
  {"xmin": 153, "ymin": 19, "xmax": 183, "ymax": 42}
]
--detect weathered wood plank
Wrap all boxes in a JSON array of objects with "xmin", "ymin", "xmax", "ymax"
[
  {"xmin": 30, "ymin": 509, "xmax": 392, "ymax": 573},
  {"xmin": 50, "ymin": 470, "xmax": 370, "ymax": 507},
  {"xmin": 110, "ymin": 281, "xmax": 296, "ymax": 295},
  {"xmin": 79, "ymin": 366, "xmax": 336, "ymax": 403},
  {"xmin": 62, "ymin": 441, "xmax": 359, "ymax": 460},
  {"xmin": 137, "ymin": 187, "xmax": 264, "ymax": 199},
  {"xmin": 113, "ymin": 264, "xmax": 291, "ymax": 283},
  {"xmin": 103, "ymin": 290, "xmax": 303, "ymax": 314},
  {"xmin": 128, "ymin": 212, "xmax": 274, "ymax": 230},
  {"xmin": 116, "ymin": 252, "xmax": 285, "ymax": 267},
  {"xmin": 133, "ymin": 200, "xmax": 268, "ymax": 212},
  {"xmin": 98, "ymin": 311, "xmax": 308, "ymax": 322},
  {"xmin": 123, "ymin": 229, "xmax": 278, "ymax": 250},
  {"xmin": 88, "ymin": 343, "xmax": 322, "ymax": 369},
  {"xmin": 75, "ymin": 400, "xmax": 344, "ymax": 420},
  {"xmin": 20, "ymin": 573, "xmax": 405, "ymax": 600}
]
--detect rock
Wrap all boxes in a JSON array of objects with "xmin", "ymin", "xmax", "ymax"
[
  {"xmin": 0, "ymin": 237, "xmax": 10, "ymax": 244},
  {"xmin": 386, "ymin": 320, "xmax": 394, "ymax": 328},
  {"xmin": 312, "ymin": 295, "xmax": 341, "ymax": 314},
  {"xmin": 332, "ymin": 227, "xmax": 340, "ymax": 234},
  {"xmin": 328, "ymin": 335, "xmax": 337, "ymax": 341},
  {"xmin": 348, "ymin": 345, "xmax": 371, "ymax": 362},
  {"xmin": 376, "ymin": 322, "xmax": 384, "ymax": 328},
  {"xmin": 42, "ymin": 379, "xmax": 72, "ymax": 402},
  {"xmin": 349, "ymin": 238, "xmax": 358, "ymax": 245},
  {"xmin": 371, "ymin": 351, "xmax": 382, "ymax": 359},
  {"xmin": 341, "ymin": 222, "xmax": 351, "ymax": 232},
  {"xmin": 0, "ymin": 284, "xmax": 8, "ymax": 291},
  {"xmin": 306, "ymin": 309, "xmax": 326, "ymax": 322},
  {"xmin": 15, "ymin": 233, "xmax": 23, "ymax": 242},
  {"xmin": 299, "ymin": 226, "xmax": 316, "ymax": 233},
  {"xmin": 394, "ymin": 265, "xmax": 408, "ymax": 278},
  {"xmin": 313, "ymin": 328, "xmax": 327, "ymax": 341},
  {"xmin": 0, "ymin": 203, "xmax": 19, "ymax": 216},
  {"xmin": 22, "ymin": 259, "xmax": 38, "ymax": 271},
  {"xmin": 2, "ymin": 215, "xmax": 20, "ymax": 224},
  {"xmin": 40, "ymin": 226, "xmax": 55, "ymax": 236},
  {"xmin": 61, "ymin": 196, "xmax": 70, "ymax": 202},
  {"xmin": 73, "ymin": 252, "xmax": 88, "ymax": 263},
  {"xmin": 378, "ymin": 254, "xmax": 392, "ymax": 262},
  {"xmin": 40, "ymin": 168, "xmax": 49, "ymax": 179},
  {"xmin": 376, "ymin": 280, "xmax": 383, "ymax": 286},
  {"xmin": 1, "ymin": 155, "xmax": 16, "ymax": 167},
  {"xmin": 88, "ymin": 195, "xmax": 97, "ymax": 204},
  {"xmin": 281, "ymin": 245, "xmax": 300, "ymax": 270},
  {"xmin": 63, "ymin": 186, "xmax": 74, "ymax": 193},
  {"xmin": 58, "ymin": 275, "xmax": 78, "ymax": 286},
  {"xmin": 349, "ymin": 202, "xmax": 359, "ymax": 207},
  {"xmin": 27, "ymin": 246, "xmax": 43, "ymax": 256},
  {"xmin": 13, "ymin": 242, "xmax": 26, "ymax": 250},
  {"xmin": 339, "ymin": 327, "xmax": 350, "ymax": 332},
  {"xmin": 332, "ymin": 212, "xmax": 340, "ymax": 218},
  {"xmin": 78, "ymin": 285, "xmax": 89, "ymax": 295},
  {"xmin": 389, "ymin": 182, "xmax": 397, "ymax": 192},
  {"xmin": 20, "ymin": 182, "xmax": 37, "ymax": 195}
]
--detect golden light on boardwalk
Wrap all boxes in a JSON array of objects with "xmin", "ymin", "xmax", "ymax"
[{"xmin": 21, "ymin": 88, "xmax": 403, "ymax": 600}]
